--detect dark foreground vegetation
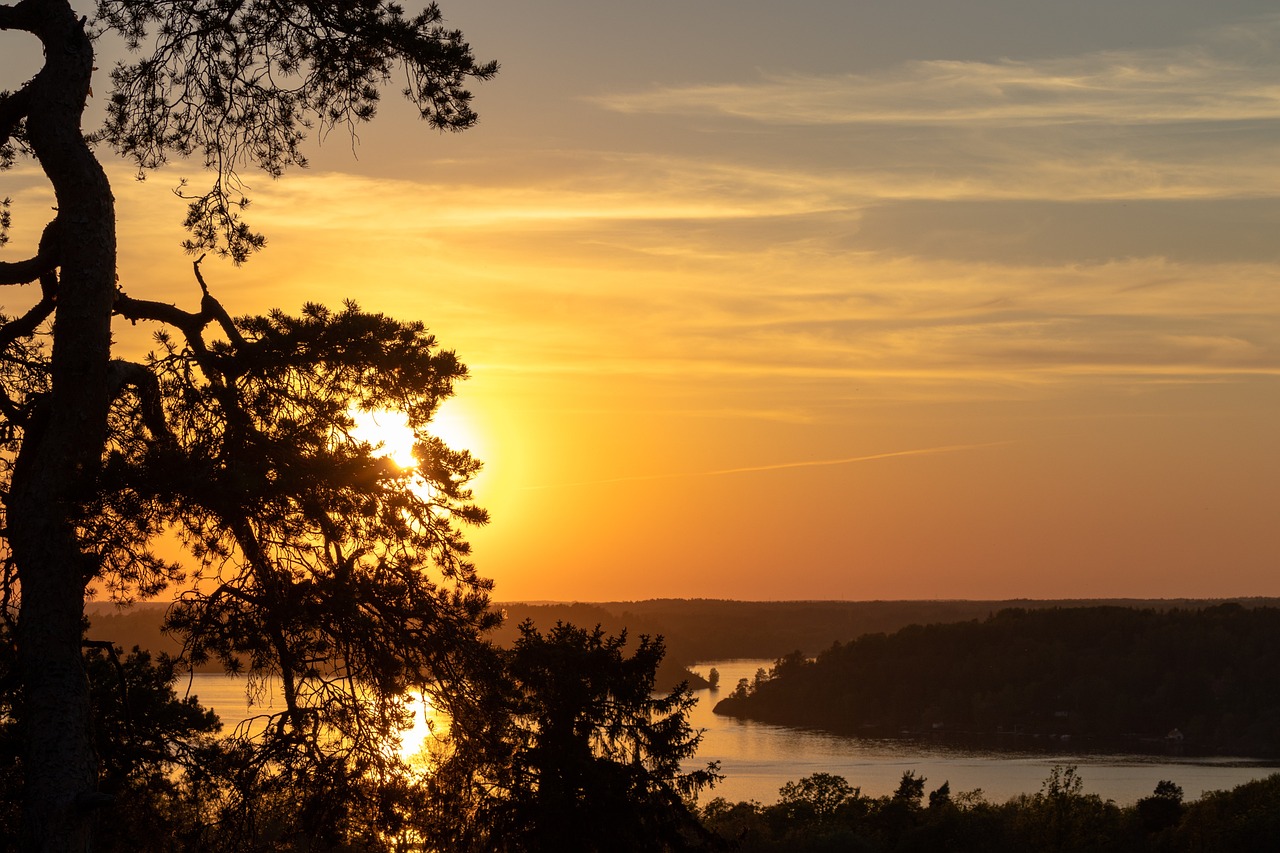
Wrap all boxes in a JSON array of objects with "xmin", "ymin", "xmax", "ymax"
[
  {"xmin": 700, "ymin": 767, "xmax": 1280, "ymax": 853},
  {"xmin": 8, "ymin": 632, "xmax": 1280, "ymax": 853},
  {"xmin": 0, "ymin": 620, "xmax": 720, "ymax": 853},
  {"xmin": 715, "ymin": 604, "xmax": 1280, "ymax": 757},
  {"xmin": 12, "ymin": 604, "xmax": 1280, "ymax": 851}
]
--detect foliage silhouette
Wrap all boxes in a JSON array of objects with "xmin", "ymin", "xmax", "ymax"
[
  {"xmin": 715, "ymin": 605, "xmax": 1280, "ymax": 756},
  {"xmin": 0, "ymin": 1, "xmax": 495, "ymax": 849},
  {"xmin": 0, "ymin": 624, "xmax": 224, "ymax": 852},
  {"xmin": 699, "ymin": 767, "xmax": 1280, "ymax": 852},
  {"xmin": 423, "ymin": 621, "xmax": 721, "ymax": 852}
]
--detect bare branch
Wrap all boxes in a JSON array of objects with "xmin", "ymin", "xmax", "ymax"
[
  {"xmin": 193, "ymin": 256, "xmax": 245, "ymax": 347},
  {"xmin": 114, "ymin": 258, "xmax": 250, "ymax": 380},
  {"xmin": 0, "ymin": 217, "xmax": 60, "ymax": 285},
  {"xmin": 0, "ymin": 86, "xmax": 31, "ymax": 145},
  {"xmin": 0, "ymin": 268, "xmax": 53, "ymax": 342},
  {"xmin": 112, "ymin": 291, "xmax": 205, "ymax": 334},
  {"xmin": 0, "ymin": 2, "xmax": 39, "ymax": 34}
]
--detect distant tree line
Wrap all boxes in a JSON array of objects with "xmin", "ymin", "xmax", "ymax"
[
  {"xmin": 586, "ymin": 598, "xmax": 1280, "ymax": 665},
  {"xmin": 90, "ymin": 597, "xmax": 1280, "ymax": 700},
  {"xmin": 715, "ymin": 605, "xmax": 1280, "ymax": 756},
  {"xmin": 699, "ymin": 767, "xmax": 1280, "ymax": 852},
  {"xmin": 85, "ymin": 602, "xmax": 710, "ymax": 691}
]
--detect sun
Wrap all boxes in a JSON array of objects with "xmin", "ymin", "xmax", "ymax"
[
  {"xmin": 349, "ymin": 401, "xmax": 486, "ymax": 472},
  {"xmin": 428, "ymin": 399, "xmax": 484, "ymax": 459},
  {"xmin": 349, "ymin": 409, "xmax": 418, "ymax": 469}
]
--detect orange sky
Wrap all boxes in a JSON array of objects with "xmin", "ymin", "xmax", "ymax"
[{"xmin": 4, "ymin": 1, "xmax": 1280, "ymax": 600}]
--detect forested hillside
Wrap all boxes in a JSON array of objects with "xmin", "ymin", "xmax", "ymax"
[
  {"xmin": 585, "ymin": 598, "xmax": 1277, "ymax": 663},
  {"xmin": 714, "ymin": 605, "xmax": 1280, "ymax": 757},
  {"xmin": 88, "ymin": 598, "xmax": 1280, "ymax": 696},
  {"xmin": 84, "ymin": 600, "xmax": 720, "ymax": 688}
]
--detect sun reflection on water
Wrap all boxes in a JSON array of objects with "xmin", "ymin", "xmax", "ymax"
[
  {"xmin": 398, "ymin": 690, "xmax": 453, "ymax": 767},
  {"xmin": 184, "ymin": 675, "xmax": 454, "ymax": 766}
]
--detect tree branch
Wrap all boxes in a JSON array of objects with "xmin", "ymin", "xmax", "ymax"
[
  {"xmin": 113, "ymin": 289, "xmax": 227, "ymax": 386},
  {"xmin": 107, "ymin": 359, "xmax": 173, "ymax": 444},
  {"xmin": 81, "ymin": 639, "xmax": 133, "ymax": 735},
  {"xmin": 112, "ymin": 291, "xmax": 205, "ymax": 335},
  {"xmin": 0, "ymin": 217, "xmax": 60, "ymax": 285},
  {"xmin": 114, "ymin": 259, "xmax": 252, "ymax": 390},
  {"xmin": 0, "ymin": 267, "xmax": 57, "ymax": 426},
  {"xmin": 0, "ymin": 2, "xmax": 39, "ymax": 35},
  {"xmin": 0, "ymin": 270, "xmax": 55, "ymax": 351},
  {"xmin": 193, "ymin": 255, "xmax": 246, "ymax": 347},
  {"xmin": 112, "ymin": 258, "xmax": 244, "ymax": 341},
  {"xmin": 0, "ymin": 85, "xmax": 31, "ymax": 145}
]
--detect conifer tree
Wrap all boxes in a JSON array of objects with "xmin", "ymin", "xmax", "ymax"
[{"xmin": 0, "ymin": 2, "xmax": 495, "ymax": 849}]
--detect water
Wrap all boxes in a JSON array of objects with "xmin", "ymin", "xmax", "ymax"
[
  {"xmin": 181, "ymin": 661, "xmax": 1280, "ymax": 807},
  {"xmin": 684, "ymin": 660, "xmax": 1280, "ymax": 806},
  {"xmin": 177, "ymin": 673, "xmax": 451, "ymax": 759}
]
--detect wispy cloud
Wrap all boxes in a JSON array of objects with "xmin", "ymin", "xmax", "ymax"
[
  {"xmin": 178, "ymin": 163, "xmax": 1280, "ymax": 392},
  {"xmin": 522, "ymin": 441, "xmax": 1014, "ymax": 490},
  {"xmin": 594, "ymin": 20, "xmax": 1280, "ymax": 127},
  {"xmin": 93, "ymin": 7, "xmax": 1280, "ymax": 406}
]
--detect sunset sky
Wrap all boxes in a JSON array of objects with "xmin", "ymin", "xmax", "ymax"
[{"xmin": 4, "ymin": 0, "xmax": 1280, "ymax": 601}]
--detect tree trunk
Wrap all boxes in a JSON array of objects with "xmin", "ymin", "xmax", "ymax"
[{"xmin": 10, "ymin": 2, "xmax": 116, "ymax": 851}]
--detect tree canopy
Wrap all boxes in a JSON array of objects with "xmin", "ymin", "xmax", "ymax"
[
  {"xmin": 440, "ymin": 621, "xmax": 720, "ymax": 852},
  {"xmin": 1, "ymin": 4, "xmax": 725, "ymax": 851},
  {"xmin": 0, "ymin": 1, "xmax": 501, "ymax": 849}
]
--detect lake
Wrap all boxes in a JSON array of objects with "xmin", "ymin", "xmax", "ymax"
[
  {"xmin": 684, "ymin": 660, "xmax": 1280, "ymax": 805},
  {"xmin": 181, "ymin": 659, "xmax": 1280, "ymax": 806}
]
